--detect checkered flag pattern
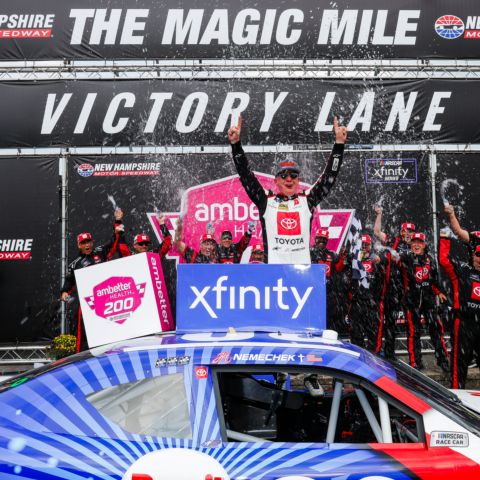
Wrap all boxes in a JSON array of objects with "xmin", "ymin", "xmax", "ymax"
[
  {"xmin": 346, "ymin": 213, "xmax": 370, "ymax": 289},
  {"xmin": 85, "ymin": 295, "xmax": 95, "ymax": 310},
  {"xmin": 136, "ymin": 283, "xmax": 147, "ymax": 298}
]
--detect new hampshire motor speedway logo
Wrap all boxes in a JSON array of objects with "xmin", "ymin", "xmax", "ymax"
[{"xmin": 435, "ymin": 15, "xmax": 480, "ymax": 40}]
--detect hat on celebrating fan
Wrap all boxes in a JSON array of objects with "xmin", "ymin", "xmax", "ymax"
[
  {"xmin": 134, "ymin": 234, "xmax": 150, "ymax": 244},
  {"xmin": 77, "ymin": 232, "xmax": 92, "ymax": 243},
  {"xmin": 401, "ymin": 222, "xmax": 415, "ymax": 231},
  {"xmin": 275, "ymin": 158, "xmax": 301, "ymax": 176},
  {"xmin": 475, "ymin": 245, "xmax": 480, "ymax": 254},
  {"xmin": 200, "ymin": 234, "xmax": 216, "ymax": 243},
  {"xmin": 316, "ymin": 229, "xmax": 330, "ymax": 239},
  {"xmin": 252, "ymin": 243, "xmax": 264, "ymax": 252},
  {"xmin": 411, "ymin": 232, "xmax": 426, "ymax": 242},
  {"xmin": 361, "ymin": 234, "xmax": 372, "ymax": 244}
]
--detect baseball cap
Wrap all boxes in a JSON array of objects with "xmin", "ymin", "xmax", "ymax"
[
  {"xmin": 275, "ymin": 158, "xmax": 301, "ymax": 176},
  {"xmin": 472, "ymin": 231, "xmax": 480, "ymax": 238},
  {"xmin": 200, "ymin": 234, "xmax": 216, "ymax": 243},
  {"xmin": 411, "ymin": 232, "xmax": 426, "ymax": 242},
  {"xmin": 134, "ymin": 234, "xmax": 150, "ymax": 244},
  {"xmin": 77, "ymin": 232, "xmax": 92, "ymax": 243},
  {"xmin": 475, "ymin": 245, "xmax": 480, "ymax": 254},
  {"xmin": 316, "ymin": 229, "xmax": 329, "ymax": 239},
  {"xmin": 252, "ymin": 243, "xmax": 264, "ymax": 252},
  {"xmin": 361, "ymin": 234, "xmax": 372, "ymax": 244},
  {"xmin": 401, "ymin": 222, "xmax": 415, "ymax": 231}
]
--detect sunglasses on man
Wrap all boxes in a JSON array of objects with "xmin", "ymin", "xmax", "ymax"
[
  {"xmin": 277, "ymin": 170, "xmax": 299, "ymax": 180},
  {"xmin": 221, "ymin": 235, "xmax": 232, "ymax": 240},
  {"xmin": 137, "ymin": 241, "xmax": 150, "ymax": 246}
]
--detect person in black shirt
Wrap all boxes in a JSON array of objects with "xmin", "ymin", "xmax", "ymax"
[
  {"xmin": 175, "ymin": 217, "xmax": 218, "ymax": 264},
  {"xmin": 60, "ymin": 208, "xmax": 124, "ymax": 352},
  {"xmin": 396, "ymin": 232, "xmax": 449, "ymax": 371},
  {"xmin": 444, "ymin": 204, "xmax": 480, "ymax": 259}
]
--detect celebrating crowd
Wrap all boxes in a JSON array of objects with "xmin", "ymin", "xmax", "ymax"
[{"xmin": 60, "ymin": 116, "xmax": 480, "ymax": 389}]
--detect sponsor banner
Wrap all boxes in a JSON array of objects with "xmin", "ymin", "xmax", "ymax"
[
  {"xmin": 75, "ymin": 253, "xmax": 173, "ymax": 348},
  {"xmin": 0, "ymin": 157, "xmax": 60, "ymax": 342},
  {"xmin": 176, "ymin": 264, "xmax": 326, "ymax": 333},
  {"xmin": 0, "ymin": 238, "xmax": 33, "ymax": 260},
  {"xmin": 145, "ymin": 173, "xmax": 354, "ymax": 258},
  {"xmin": 365, "ymin": 158, "xmax": 418, "ymax": 184},
  {"xmin": 1, "ymin": 78, "xmax": 479, "ymax": 148},
  {"xmin": 1, "ymin": 1, "xmax": 480, "ymax": 60}
]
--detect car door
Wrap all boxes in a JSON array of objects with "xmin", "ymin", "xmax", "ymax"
[{"xmin": 208, "ymin": 364, "xmax": 439, "ymax": 480}]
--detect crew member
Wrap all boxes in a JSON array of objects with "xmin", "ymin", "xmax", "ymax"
[
  {"xmin": 347, "ymin": 234, "xmax": 386, "ymax": 353},
  {"xmin": 175, "ymin": 217, "xmax": 218, "ymax": 264},
  {"xmin": 217, "ymin": 222, "xmax": 255, "ymax": 263},
  {"xmin": 397, "ymin": 232, "xmax": 449, "ymax": 371},
  {"xmin": 310, "ymin": 228, "xmax": 346, "ymax": 332},
  {"xmin": 228, "ymin": 115, "xmax": 347, "ymax": 263},
  {"xmin": 60, "ymin": 208, "xmax": 124, "ymax": 352},
  {"xmin": 444, "ymin": 204, "xmax": 480, "ymax": 259},
  {"xmin": 117, "ymin": 213, "xmax": 172, "ymax": 257},
  {"xmin": 373, "ymin": 206, "xmax": 416, "ymax": 359},
  {"xmin": 439, "ymin": 233, "xmax": 480, "ymax": 389},
  {"xmin": 249, "ymin": 243, "xmax": 265, "ymax": 263}
]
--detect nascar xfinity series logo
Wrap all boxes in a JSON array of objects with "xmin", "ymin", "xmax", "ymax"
[
  {"xmin": 0, "ymin": 13, "xmax": 54, "ymax": 39},
  {"xmin": 435, "ymin": 15, "xmax": 480, "ymax": 40}
]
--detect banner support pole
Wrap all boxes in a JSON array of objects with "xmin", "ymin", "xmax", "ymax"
[
  {"xmin": 429, "ymin": 152, "xmax": 439, "ymax": 262},
  {"xmin": 59, "ymin": 156, "xmax": 68, "ymax": 334}
]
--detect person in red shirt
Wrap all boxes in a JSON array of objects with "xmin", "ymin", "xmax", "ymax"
[
  {"xmin": 117, "ymin": 213, "xmax": 172, "ymax": 258},
  {"xmin": 373, "ymin": 206, "xmax": 415, "ymax": 360},
  {"xmin": 439, "ymin": 232, "xmax": 480, "ymax": 388}
]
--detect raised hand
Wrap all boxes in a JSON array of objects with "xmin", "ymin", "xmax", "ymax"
[
  {"xmin": 444, "ymin": 204, "xmax": 454, "ymax": 216},
  {"xmin": 228, "ymin": 115, "xmax": 242, "ymax": 144},
  {"xmin": 114, "ymin": 207, "xmax": 124, "ymax": 221},
  {"xmin": 157, "ymin": 212, "xmax": 166, "ymax": 225},
  {"xmin": 374, "ymin": 205, "xmax": 383, "ymax": 215},
  {"xmin": 333, "ymin": 116, "xmax": 348, "ymax": 144}
]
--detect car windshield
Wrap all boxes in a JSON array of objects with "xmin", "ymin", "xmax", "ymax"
[{"xmin": 392, "ymin": 359, "xmax": 480, "ymax": 436}]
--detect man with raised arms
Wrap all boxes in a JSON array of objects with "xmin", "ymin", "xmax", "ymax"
[{"xmin": 228, "ymin": 116, "xmax": 347, "ymax": 264}]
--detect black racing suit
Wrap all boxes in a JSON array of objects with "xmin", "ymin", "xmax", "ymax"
[
  {"xmin": 439, "ymin": 237, "xmax": 480, "ymax": 388},
  {"xmin": 399, "ymin": 251, "xmax": 449, "ymax": 370},
  {"xmin": 347, "ymin": 252, "xmax": 386, "ymax": 353},
  {"xmin": 60, "ymin": 225, "xmax": 122, "ymax": 352},
  {"xmin": 117, "ymin": 223, "xmax": 172, "ymax": 257},
  {"xmin": 232, "ymin": 142, "xmax": 344, "ymax": 263},
  {"xmin": 217, "ymin": 231, "xmax": 252, "ymax": 264},
  {"xmin": 310, "ymin": 246, "xmax": 346, "ymax": 332},
  {"xmin": 380, "ymin": 236, "xmax": 410, "ymax": 359},
  {"xmin": 182, "ymin": 246, "xmax": 218, "ymax": 264}
]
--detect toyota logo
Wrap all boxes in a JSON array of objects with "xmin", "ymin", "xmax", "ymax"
[
  {"xmin": 415, "ymin": 270, "xmax": 424, "ymax": 281},
  {"xmin": 364, "ymin": 263, "xmax": 372, "ymax": 272},
  {"xmin": 280, "ymin": 218, "xmax": 298, "ymax": 230},
  {"xmin": 473, "ymin": 286, "xmax": 480, "ymax": 297}
]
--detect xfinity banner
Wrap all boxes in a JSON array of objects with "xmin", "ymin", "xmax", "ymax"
[
  {"xmin": 1, "ymin": 1, "xmax": 480, "ymax": 60},
  {"xmin": 365, "ymin": 158, "xmax": 418, "ymax": 184},
  {"xmin": 1, "ymin": 78, "xmax": 479, "ymax": 148},
  {"xmin": 176, "ymin": 264, "xmax": 326, "ymax": 333}
]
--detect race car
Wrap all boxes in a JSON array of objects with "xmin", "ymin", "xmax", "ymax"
[{"xmin": 0, "ymin": 330, "xmax": 479, "ymax": 479}]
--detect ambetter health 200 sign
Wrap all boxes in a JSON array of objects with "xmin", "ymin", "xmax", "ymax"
[{"xmin": 75, "ymin": 253, "xmax": 173, "ymax": 348}]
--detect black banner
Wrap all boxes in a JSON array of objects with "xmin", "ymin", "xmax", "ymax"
[
  {"xmin": 1, "ymin": 78, "xmax": 479, "ymax": 148},
  {"xmin": 0, "ymin": 157, "xmax": 60, "ymax": 343},
  {"xmin": 0, "ymin": 1, "xmax": 479, "ymax": 60}
]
